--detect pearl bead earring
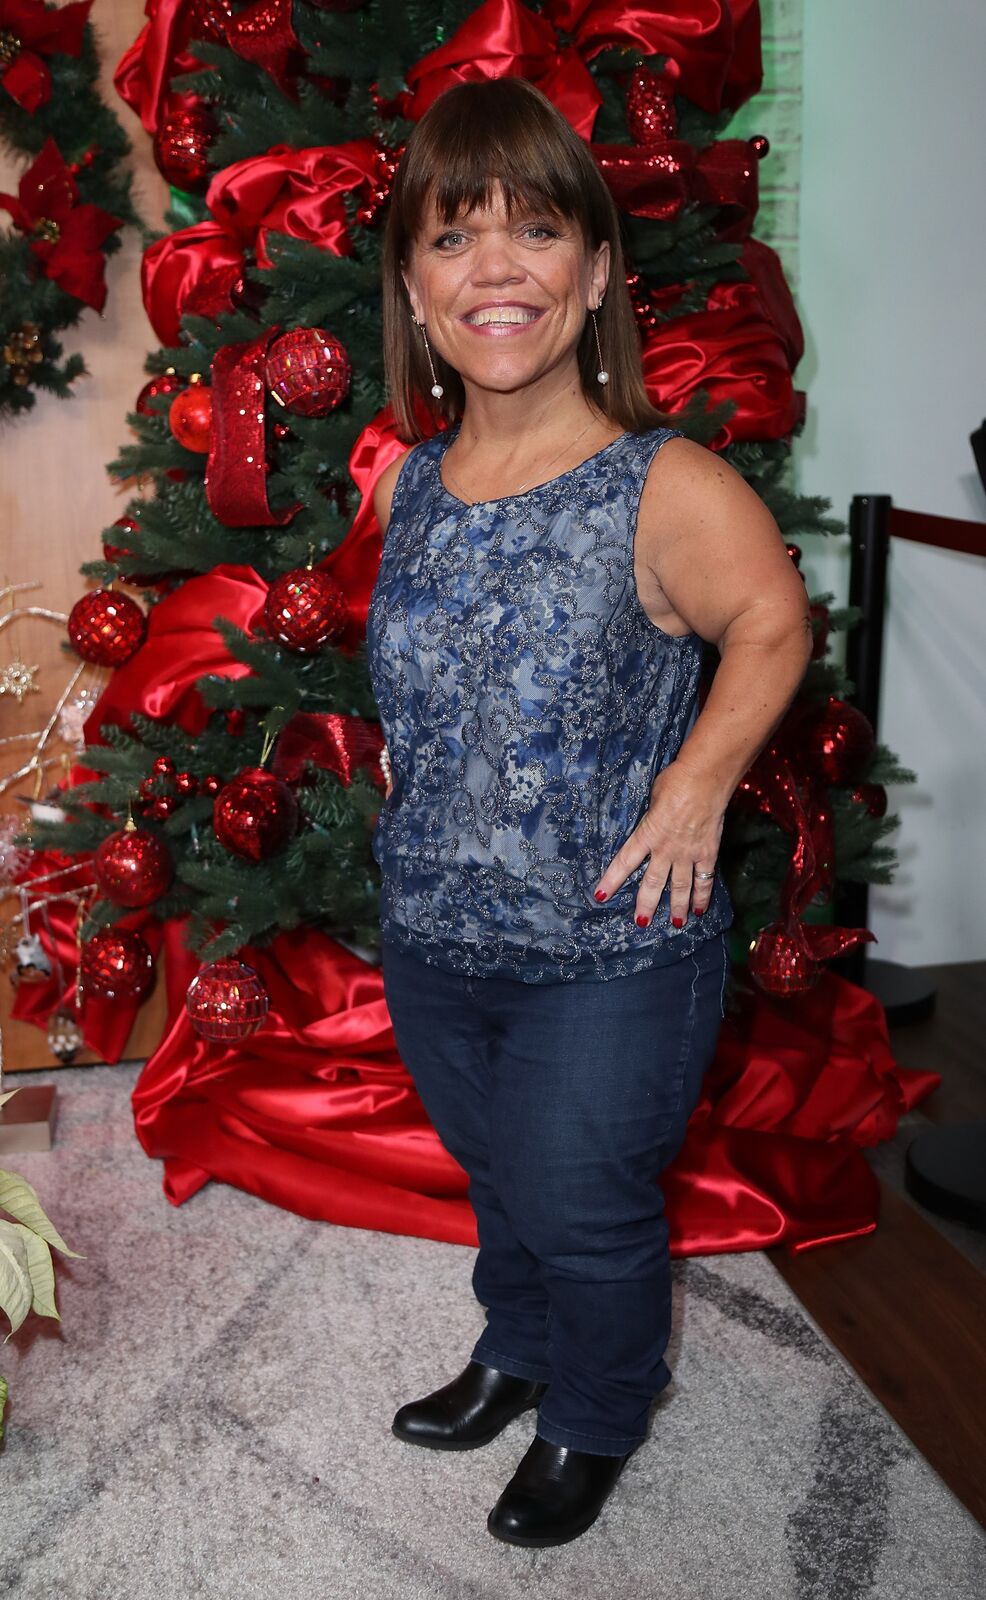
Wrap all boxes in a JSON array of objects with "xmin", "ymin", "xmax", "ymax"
[
  {"xmin": 411, "ymin": 314, "xmax": 444, "ymax": 399},
  {"xmin": 591, "ymin": 300, "xmax": 608, "ymax": 385}
]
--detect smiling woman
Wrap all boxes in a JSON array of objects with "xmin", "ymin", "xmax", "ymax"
[{"xmin": 368, "ymin": 75, "xmax": 812, "ymax": 1552}]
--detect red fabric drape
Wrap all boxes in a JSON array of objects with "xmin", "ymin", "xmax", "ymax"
[{"xmin": 127, "ymin": 919, "xmax": 939, "ymax": 1254}]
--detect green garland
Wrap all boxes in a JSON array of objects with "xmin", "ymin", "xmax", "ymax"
[{"xmin": 0, "ymin": 5, "xmax": 139, "ymax": 418}]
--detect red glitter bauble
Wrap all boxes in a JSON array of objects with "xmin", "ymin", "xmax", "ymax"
[
  {"xmin": 625, "ymin": 64, "xmax": 676, "ymax": 144},
  {"xmin": 213, "ymin": 766, "xmax": 299, "ymax": 860},
  {"xmin": 153, "ymin": 100, "xmax": 217, "ymax": 192},
  {"xmin": 263, "ymin": 567, "xmax": 348, "ymax": 653},
  {"xmin": 68, "ymin": 590, "xmax": 147, "ymax": 666},
  {"xmin": 135, "ymin": 370, "xmax": 183, "ymax": 415},
  {"xmin": 81, "ymin": 928, "xmax": 155, "ymax": 1001},
  {"xmin": 188, "ymin": 0, "xmax": 236, "ymax": 42},
  {"xmin": 169, "ymin": 382, "xmax": 212, "ymax": 452},
  {"xmin": 748, "ymin": 923, "xmax": 821, "ymax": 995},
  {"xmin": 94, "ymin": 825, "xmax": 173, "ymax": 907},
  {"xmin": 185, "ymin": 956, "xmax": 270, "ymax": 1041},
  {"xmin": 264, "ymin": 328, "xmax": 351, "ymax": 417},
  {"xmin": 102, "ymin": 517, "xmax": 158, "ymax": 588},
  {"xmin": 803, "ymin": 696, "xmax": 875, "ymax": 786}
]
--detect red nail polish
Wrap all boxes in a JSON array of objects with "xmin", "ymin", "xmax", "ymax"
[
  {"xmin": 636, "ymin": 914, "xmax": 650, "ymax": 927},
  {"xmin": 672, "ymin": 917, "xmax": 684, "ymax": 929},
  {"xmin": 694, "ymin": 906, "xmax": 705, "ymax": 916},
  {"xmin": 594, "ymin": 889, "xmax": 607, "ymax": 902}
]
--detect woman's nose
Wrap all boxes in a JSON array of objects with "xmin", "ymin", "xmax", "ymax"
[{"xmin": 470, "ymin": 233, "xmax": 525, "ymax": 284}]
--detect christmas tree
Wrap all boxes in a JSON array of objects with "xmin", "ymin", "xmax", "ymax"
[{"xmin": 10, "ymin": 0, "xmax": 934, "ymax": 1252}]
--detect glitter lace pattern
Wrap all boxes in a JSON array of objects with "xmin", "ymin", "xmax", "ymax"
[{"xmin": 365, "ymin": 423, "xmax": 734, "ymax": 983}]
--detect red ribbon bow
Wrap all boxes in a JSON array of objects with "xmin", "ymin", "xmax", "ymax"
[
  {"xmin": 0, "ymin": 0, "xmax": 91, "ymax": 113},
  {"xmin": 141, "ymin": 140, "xmax": 379, "ymax": 345},
  {"xmin": 0, "ymin": 137, "xmax": 122, "ymax": 310},
  {"xmin": 593, "ymin": 136, "xmax": 759, "ymax": 231}
]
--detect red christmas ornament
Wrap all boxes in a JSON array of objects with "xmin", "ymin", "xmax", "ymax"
[
  {"xmin": 626, "ymin": 65, "xmax": 676, "ymax": 145},
  {"xmin": 68, "ymin": 590, "xmax": 147, "ymax": 666},
  {"xmin": 263, "ymin": 567, "xmax": 348, "ymax": 653},
  {"xmin": 265, "ymin": 328, "xmax": 351, "ymax": 417},
  {"xmin": 185, "ymin": 956, "xmax": 270, "ymax": 1041},
  {"xmin": 748, "ymin": 923, "xmax": 822, "ymax": 995},
  {"xmin": 213, "ymin": 766, "xmax": 299, "ymax": 860},
  {"xmin": 786, "ymin": 542, "xmax": 802, "ymax": 567},
  {"xmin": 200, "ymin": 774, "xmax": 221, "ymax": 797},
  {"xmin": 750, "ymin": 134, "xmax": 771, "ymax": 159},
  {"xmin": 147, "ymin": 796, "xmax": 178, "ymax": 820},
  {"xmin": 189, "ymin": 0, "xmax": 236, "ymax": 43},
  {"xmin": 175, "ymin": 770, "xmax": 198, "ymax": 796},
  {"xmin": 803, "ymin": 697, "xmax": 876, "ymax": 786},
  {"xmin": 81, "ymin": 928, "xmax": 155, "ymax": 1001},
  {"xmin": 226, "ymin": 708, "xmax": 247, "ymax": 736},
  {"xmin": 153, "ymin": 101, "xmax": 217, "ymax": 193},
  {"xmin": 169, "ymin": 379, "xmax": 212, "ymax": 452},
  {"xmin": 94, "ymin": 824, "xmax": 173, "ymax": 907},
  {"xmin": 152, "ymin": 755, "xmax": 176, "ymax": 779},
  {"xmin": 135, "ymin": 369, "xmax": 183, "ymax": 415}
]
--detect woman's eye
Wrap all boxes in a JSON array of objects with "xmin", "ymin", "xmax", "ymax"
[
  {"xmin": 435, "ymin": 231, "xmax": 466, "ymax": 249},
  {"xmin": 523, "ymin": 224, "xmax": 559, "ymax": 240}
]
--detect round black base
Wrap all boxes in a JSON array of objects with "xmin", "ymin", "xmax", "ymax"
[{"xmin": 904, "ymin": 1122, "xmax": 986, "ymax": 1231}]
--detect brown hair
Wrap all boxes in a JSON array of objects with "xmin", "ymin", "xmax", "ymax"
[{"xmin": 381, "ymin": 76, "xmax": 675, "ymax": 443}]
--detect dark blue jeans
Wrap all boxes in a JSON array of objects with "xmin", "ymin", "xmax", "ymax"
[{"xmin": 381, "ymin": 931, "xmax": 730, "ymax": 1456}]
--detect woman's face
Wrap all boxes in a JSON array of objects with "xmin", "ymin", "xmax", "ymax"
[{"xmin": 401, "ymin": 180, "xmax": 610, "ymax": 400}]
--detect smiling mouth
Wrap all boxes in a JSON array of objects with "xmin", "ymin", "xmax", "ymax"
[{"xmin": 462, "ymin": 307, "xmax": 544, "ymax": 331}]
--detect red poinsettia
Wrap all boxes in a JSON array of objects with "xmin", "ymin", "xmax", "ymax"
[
  {"xmin": 0, "ymin": 0, "xmax": 92, "ymax": 113},
  {"xmin": 0, "ymin": 137, "xmax": 122, "ymax": 310}
]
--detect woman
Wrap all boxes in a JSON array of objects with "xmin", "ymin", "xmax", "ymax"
[{"xmin": 365, "ymin": 77, "xmax": 812, "ymax": 1550}]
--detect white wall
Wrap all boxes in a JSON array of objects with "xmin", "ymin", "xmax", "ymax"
[{"xmin": 794, "ymin": 0, "xmax": 986, "ymax": 965}]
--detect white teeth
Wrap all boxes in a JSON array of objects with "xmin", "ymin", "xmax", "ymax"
[{"xmin": 465, "ymin": 307, "xmax": 539, "ymax": 326}]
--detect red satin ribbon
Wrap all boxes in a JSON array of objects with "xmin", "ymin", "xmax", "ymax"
[
  {"xmin": 642, "ymin": 289, "xmax": 806, "ymax": 446},
  {"xmin": 123, "ymin": 917, "xmax": 939, "ymax": 1255},
  {"xmin": 141, "ymin": 219, "xmax": 245, "ymax": 348},
  {"xmin": 543, "ymin": 0, "xmax": 762, "ymax": 114},
  {"xmin": 205, "ymin": 329, "xmax": 302, "ymax": 528},
  {"xmin": 81, "ymin": 564, "xmax": 268, "ymax": 744},
  {"xmin": 113, "ymin": 0, "xmax": 204, "ymax": 134},
  {"xmin": 401, "ymin": 0, "xmax": 602, "ymax": 139},
  {"xmin": 0, "ymin": 0, "xmax": 91, "ymax": 113}
]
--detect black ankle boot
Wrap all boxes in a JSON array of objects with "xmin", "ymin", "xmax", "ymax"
[
  {"xmin": 487, "ymin": 1434, "xmax": 635, "ymax": 1547},
  {"xmin": 392, "ymin": 1361, "xmax": 547, "ymax": 1450}
]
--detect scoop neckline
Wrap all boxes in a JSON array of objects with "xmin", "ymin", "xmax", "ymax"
[{"xmin": 434, "ymin": 422, "xmax": 630, "ymax": 509}]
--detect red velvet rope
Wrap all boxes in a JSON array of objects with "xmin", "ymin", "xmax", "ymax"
[{"xmin": 889, "ymin": 507, "xmax": 986, "ymax": 560}]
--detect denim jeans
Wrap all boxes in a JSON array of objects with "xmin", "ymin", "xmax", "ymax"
[{"xmin": 381, "ymin": 931, "xmax": 730, "ymax": 1456}]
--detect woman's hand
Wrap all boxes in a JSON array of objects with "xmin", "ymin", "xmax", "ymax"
[
  {"xmin": 592, "ymin": 761, "xmax": 726, "ymax": 928},
  {"xmin": 385, "ymin": 778, "xmax": 393, "ymax": 801}
]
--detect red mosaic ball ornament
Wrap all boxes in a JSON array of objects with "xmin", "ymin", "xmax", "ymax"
[
  {"xmin": 803, "ymin": 696, "xmax": 876, "ymax": 786},
  {"xmin": 185, "ymin": 956, "xmax": 270, "ymax": 1041},
  {"xmin": 94, "ymin": 825, "xmax": 174, "ymax": 908},
  {"xmin": 68, "ymin": 590, "xmax": 147, "ymax": 666},
  {"xmin": 263, "ymin": 567, "xmax": 348, "ymax": 653},
  {"xmin": 264, "ymin": 328, "xmax": 351, "ymax": 417},
  {"xmin": 169, "ymin": 379, "xmax": 212, "ymax": 452},
  {"xmin": 81, "ymin": 928, "xmax": 155, "ymax": 1001},
  {"xmin": 135, "ymin": 369, "xmax": 183, "ymax": 415},
  {"xmin": 748, "ymin": 923, "xmax": 821, "ymax": 995},
  {"xmin": 213, "ymin": 766, "xmax": 299, "ymax": 860},
  {"xmin": 153, "ymin": 100, "xmax": 217, "ymax": 192}
]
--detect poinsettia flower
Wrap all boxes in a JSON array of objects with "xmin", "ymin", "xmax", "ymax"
[
  {"xmin": 0, "ymin": 0, "xmax": 92, "ymax": 113},
  {"xmin": 0, "ymin": 137, "xmax": 122, "ymax": 310}
]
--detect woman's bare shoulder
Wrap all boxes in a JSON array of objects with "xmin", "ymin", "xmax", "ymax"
[{"xmin": 639, "ymin": 433, "xmax": 775, "ymax": 551}]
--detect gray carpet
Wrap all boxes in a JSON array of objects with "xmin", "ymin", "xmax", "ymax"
[{"xmin": 2, "ymin": 1061, "xmax": 983, "ymax": 1600}]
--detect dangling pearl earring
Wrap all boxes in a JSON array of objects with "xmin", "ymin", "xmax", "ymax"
[
  {"xmin": 411, "ymin": 314, "xmax": 444, "ymax": 399},
  {"xmin": 591, "ymin": 300, "xmax": 609, "ymax": 385}
]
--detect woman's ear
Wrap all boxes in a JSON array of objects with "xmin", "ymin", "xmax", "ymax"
[
  {"xmin": 589, "ymin": 239, "xmax": 611, "ymax": 310},
  {"xmin": 401, "ymin": 267, "xmax": 423, "ymax": 324}
]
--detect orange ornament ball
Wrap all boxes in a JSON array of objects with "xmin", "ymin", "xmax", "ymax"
[{"xmin": 169, "ymin": 382, "xmax": 212, "ymax": 452}]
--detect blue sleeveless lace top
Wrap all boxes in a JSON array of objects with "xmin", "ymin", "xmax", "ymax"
[{"xmin": 365, "ymin": 421, "xmax": 734, "ymax": 983}]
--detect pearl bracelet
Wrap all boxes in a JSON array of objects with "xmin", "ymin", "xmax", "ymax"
[{"xmin": 379, "ymin": 744, "xmax": 392, "ymax": 785}]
